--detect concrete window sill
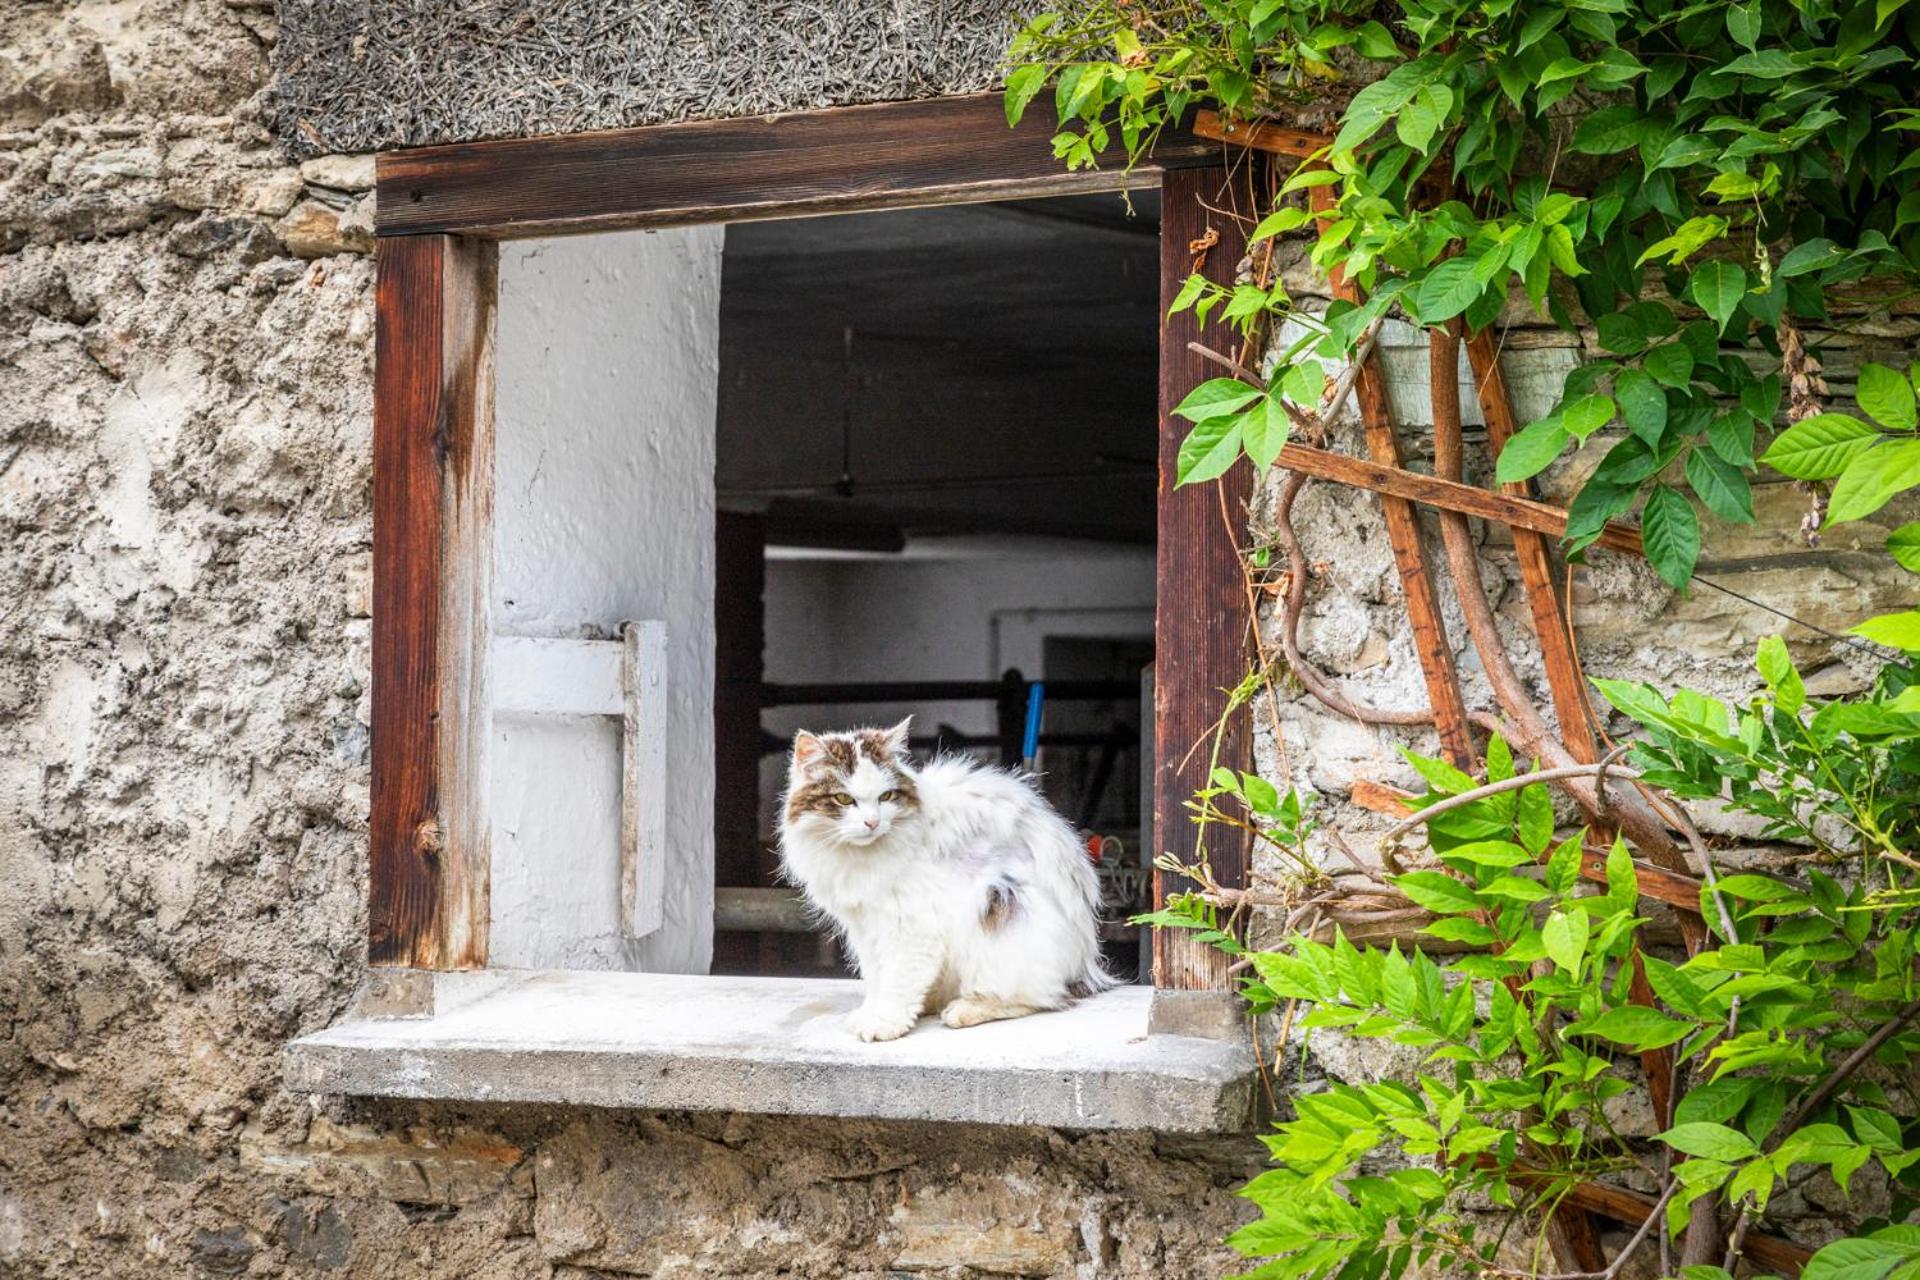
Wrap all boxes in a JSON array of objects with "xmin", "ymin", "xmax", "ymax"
[{"xmin": 286, "ymin": 970, "xmax": 1258, "ymax": 1133}]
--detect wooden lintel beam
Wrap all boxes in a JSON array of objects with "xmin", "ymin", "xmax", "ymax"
[
  {"xmin": 1275, "ymin": 440, "xmax": 1644, "ymax": 558},
  {"xmin": 378, "ymin": 93, "xmax": 1219, "ymax": 240}
]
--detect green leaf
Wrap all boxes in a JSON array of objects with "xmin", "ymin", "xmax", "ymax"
[
  {"xmin": 1756, "ymin": 634, "xmax": 1805, "ymax": 715},
  {"xmin": 1802, "ymin": 1226, "xmax": 1920, "ymax": 1280},
  {"xmin": 1857, "ymin": 363, "xmax": 1918, "ymax": 431},
  {"xmin": 1249, "ymin": 205, "xmax": 1312, "ymax": 244},
  {"xmin": 1173, "ymin": 378, "xmax": 1262, "ymax": 422},
  {"xmin": 1827, "ymin": 439, "xmax": 1920, "ymax": 524},
  {"xmin": 1659, "ymin": 1122, "xmax": 1760, "ymax": 1161},
  {"xmin": 1545, "ymin": 833, "xmax": 1584, "ymax": 895},
  {"xmin": 1722, "ymin": 49, "xmax": 1800, "ymax": 78},
  {"xmin": 1496, "ymin": 417, "xmax": 1572, "ymax": 483},
  {"xmin": 1675, "ymin": 1077, "xmax": 1759, "ymax": 1125},
  {"xmin": 1645, "ymin": 343, "xmax": 1696, "ymax": 389},
  {"xmin": 1887, "ymin": 522, "xmax": 1920, "ymax": 571},
  {"xmin": 1396, "ymin": 84, "xmax": 1451, "ymax": 154},
  {"xmin": 1394, "ymin": 870, "xmax": 1483, "ymax": 915},
  {"xmin": 1572, "ymin": 1006, "xmax": 1696, "ymax": 1050},
  {"xmin": 1615, "ymin": 370, "xmax": 1669, "ymax": 444},
  {"xmin": 1415, "ymin": 258, "xmax": 1486, "ymax": 324},
  {"xmin": 1852, "ymin": 609, "xmax": 1920, "ymax": 652},
  {"xmin": 1778, "ymin": 239, "xmax": 1844, "ymax": 278},
  {"xmin": 1517, "ymin": 783, "xmax": 1555, "ymax": 855},
  {"xmin": 1596, "ymin": 311, "xmax": 1649, "ymax": 355},
  {"xmin": 1242, "ymin": 396, "xmax": 1291, "ymax": 471},
  {"xmin": 1686, "ymin": 448, "xmax": 1756, "ymax": 523},
  {"xmin": 1169, "ymin": 273, "xmax": 1210, "ymax": 315},
  {"xmin": 1603, "ymin": 836, "xmax": 1637, "ymax": 911},
  {"xmin": 1538, "ymin": 56, "xmax": 1593, "ymax": 84},
  {"xmin": 1564, "ymin": 394, "xmax": 1617, "ymax": 440},
  {"xmin": 1849, "ymin": 1106, "xmax": 1904, "ymax": 1153},
  {"xmin": 1653, "ymin": 134, "xmax": 1720, "ymax": 171},
  {"xmin": 1425, "ymin": 917, "xmax": 1498, "ymax": 945},
  {"xmin": 1726, "ymin": 2, "xmax": 1761, "ymax": 47},
  {"xmin": 1729, "ymin": 1159, "xmax": 1775, "ymax": 1210},
  {"xmin": 1331, "ymin": 76, "xmax": 1412, "ymax": 153},
  {"xmin": 1689, "ymin": 261, "xmax": 1748, "ymax": 334},
  {"xmin": 1642, "ymin": 485, "xmax": 1700, "ymax": 589},
  {"xmin": 1761, "ymin": 413, "xmax": 1880, "ymax": 479},
  {"xmin": 1543, "ymin": 911, "xmax": 1588, "ymax": 974},
  {"xmin": 1637, "ymin": 215, "xmax": 1728, "ymax": 267},
  {"xmin": 1571, "ymin": 105, "xmax": 1649, "ymax": 155},
  {"xmin": 1004, "ymin": 64, "xmax": 1048, "ymax": 127},
  {"xmin": 1481, "ymin": 876, "xmax": 1549, "ymax": 902},
  {"xmin": 1352, "ymin": 20, "xmax": 1400, "ymax": 58},
  {"xmin": 1708, "ymin": 412, "xmax": 1756, "ymax": 466},
  {"xmin": 1175, "ymin": 417, "xmax": 1244, "ymax": 487}
]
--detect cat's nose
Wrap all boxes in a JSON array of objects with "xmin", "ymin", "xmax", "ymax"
[{"xmin": 863, "ymin": 817, "xmax": 879, "ymax": 830}]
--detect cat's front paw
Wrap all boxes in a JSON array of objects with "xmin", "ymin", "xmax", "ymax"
[{"xmin": 847, "ymin": 1006, "xmax": 917, "ymax": 1042}]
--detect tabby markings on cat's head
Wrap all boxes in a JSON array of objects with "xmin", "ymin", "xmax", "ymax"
[{"xmin": 785, "ymin": 719, "xmax": 921, "ymax": 848}]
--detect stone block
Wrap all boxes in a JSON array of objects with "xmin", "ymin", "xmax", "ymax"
[
  {"xmin": 890, "ymin": 1185, "xmax": 1076, "ymax": 1276},
  {"xmin": 275, "ymin": 199, "xmax": 373, "ymax": 258},
  {"xmin": 238, "ymin": 1118, "xmax": 524, "ymax": 1207},
  {"xmin": 299, "ymin": 154, "xmax": 376, "ymax": 192},
  {"xmin": 240, "ymin": 169, "xmax": 305, "ymax": 217}
]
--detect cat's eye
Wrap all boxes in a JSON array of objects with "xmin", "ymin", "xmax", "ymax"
[
  {"xmin": 831, "ymin": 792, "xmax": 854, "ymax": 806},
  {"xmin": 880, "ymin": 790, "xmax": 899, "ymax": 802}
]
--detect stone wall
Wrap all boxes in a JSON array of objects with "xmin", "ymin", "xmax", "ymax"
[{"xmin": 0, "ymin": 4, "xmax": 1264, "ymax": 1277}]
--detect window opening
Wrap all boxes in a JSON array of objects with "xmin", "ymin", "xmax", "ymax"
[{"xmin": 710, "ymin": 193, "xmax": 1162, "ymax": 982}]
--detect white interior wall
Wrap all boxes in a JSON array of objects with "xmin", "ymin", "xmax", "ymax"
[
  {"xmin": 760, "ymin": 537, "xmax": 1154, "ymax": 830},
  {"xmin": 490, "ymin": 227, "xmax": 723, "ymax": 973}
]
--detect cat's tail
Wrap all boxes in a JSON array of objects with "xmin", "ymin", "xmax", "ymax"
[{"xmin": 1068, "ymin": 958, "xmax": 1122, "ymax": 1000}]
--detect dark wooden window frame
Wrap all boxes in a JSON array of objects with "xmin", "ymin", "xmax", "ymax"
[{"xmin": 371, "ymin": 91, "xmax": 1256, "ymax": 990}]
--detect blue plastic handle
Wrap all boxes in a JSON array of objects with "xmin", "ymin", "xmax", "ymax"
[{"xmin": 1021, "ymin": 682, "xmax": 1045, "ymax": 763}]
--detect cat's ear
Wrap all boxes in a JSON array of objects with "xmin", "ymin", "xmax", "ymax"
[
  {"xmin": 792, "ymin": 732, "xmax": 826, "ymax": 768},
  {"xmin": 879, "ymin": 716, "xmax": 913, "ymax": 758}
]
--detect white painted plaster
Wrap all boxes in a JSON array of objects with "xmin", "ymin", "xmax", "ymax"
[
  {"xmin": 760, "ymin": 537, "xmax": 1154, "ymax": 831},
  {"xmin": 491, "ymin": 227, "xmax": 723, "ymax": 973},
  {"xmin": 764, "ymin": 536, "xmax": 1154, "ymax": 736}
]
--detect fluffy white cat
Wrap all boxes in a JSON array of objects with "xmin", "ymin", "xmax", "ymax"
[{"xmin": 777, "ymin": 718, "xmax": 1114, "ymax": 1041}]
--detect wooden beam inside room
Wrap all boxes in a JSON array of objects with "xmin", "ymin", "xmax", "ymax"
[{"xmin": 713, "ymin": 510, "xmax": 772, "ymax": 973}]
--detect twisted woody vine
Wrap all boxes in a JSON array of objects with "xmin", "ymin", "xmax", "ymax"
[{"xmin": 1006, "ymin": 3, "xmax": 1920, "ymax": 1280}]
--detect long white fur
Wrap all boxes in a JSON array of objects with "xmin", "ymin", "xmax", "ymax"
[{"xmin": 778, "ymin": 719, "xmax": 1113, "ymax": 1042}]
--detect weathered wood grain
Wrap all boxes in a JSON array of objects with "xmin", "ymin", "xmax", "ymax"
[
  {"xmin": 622, "ymin": 621, "xmax": 670, "ymax": 941},
  {"xmin": 1155, "ymin": 164, "xmax": 1258, "ymax": 991},
  {"xmin": 378, "ymin": 93, "xmax": 1221, "ymax": 240},
  {"xmin": 371, "ymin": 233, "xmax": 495, "ymax": 970},
  {"xmin": 1191, "ymin": 110, "xmax": 1330, "ymax": 161},
  {"xmin": 1276, "ymin": 439, "xmax": 1645, "ymax": 556},
  {"xmin": 1460, "ymin": 325, "xmax": 1605, "ymax": 758}
]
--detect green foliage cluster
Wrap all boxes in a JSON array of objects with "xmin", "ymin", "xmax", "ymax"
[
  {"xmin": 1006, "ymin": 0, "xmax": 1920, "ymax": 641},
  {"xmin": 1151, "ymin": 641, "xmax": 1920, "ymax": 1280}
]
